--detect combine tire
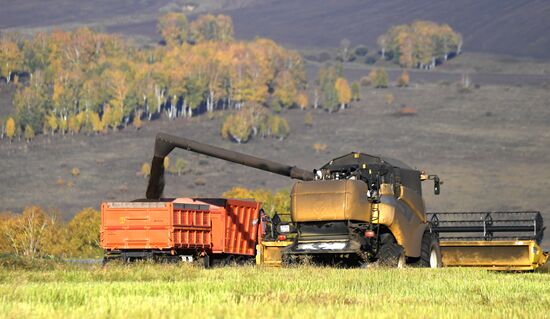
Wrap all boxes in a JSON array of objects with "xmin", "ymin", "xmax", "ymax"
[
  {"xmin": 418, "ymin": 231, "xmax": 442, "ymax": 268},
  {"xmin": 376, "ymin": 233, "xmax": 406, "ymax": 268}
]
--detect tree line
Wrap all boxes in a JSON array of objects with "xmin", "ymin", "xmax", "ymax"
[
  {"xmin": 0, "ymin": 16, "xmax": 455, "ymax": 144},
  {"xmin": 0, "ymin": 186, "xmax": 289, "ymax": 260},
  {"xmin": 0, "ymin": 13, "xmax": 308, "ymax": 141},
  {"xmin": 0, "ymin": 206, "xmax": 101, "ymax": 259},
  {"xmin": 377, "ymin": 20, "xmax": 462, "ymax": 69}
]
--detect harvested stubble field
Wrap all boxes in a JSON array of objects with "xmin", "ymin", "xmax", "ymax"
[{"xmin": 0, "ymin": 262, "xmax": 549, "ymax": 319}]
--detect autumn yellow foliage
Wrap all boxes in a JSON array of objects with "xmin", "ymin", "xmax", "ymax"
[
  {"xmin": 370, "ymin": 68, "xmax": 389, "ymax": 88},
  {"xmin": 385, "ymin": 93, "xmax": 395, "ymax": 106},
  {"xmin": 313, "ymin": 143, "xmax": 327, "ymax": 153},
  {"xmin": 335, "ymin": 77, "xmax": 352, "ymax": 109},
  {"xmin": 269, "ymin": 115, "xmax": 290, "ymax": 140},
  {"xmin": 223, "ymin": 187, "xmax": 290, "ymax": 218},
  {"xmin": 133, "ymin": 113, "xmax": 142, "ymax": 130},
  {"xmin": 0, "ymin": 206, "xmax": 102, "ymax": 258},
  {"xmin": 3, "ymin": 14, "xmax": 307, "ymax": 140},
  {"xmin": 140, "ymin": 163, "xmax": 151, "ymax": 178},
  {"xmin": 68, "ymin": 115, "xmax": 80, "ymax": 134},
  {"xmin": 296, "ymin": 92, "xmax": 309, "ymax": 110},
  {"xmin": 45, "ymin": 114, "xmax": 58, "ymax": 134},
  {"xmin": 5, "ymin": 117, "xmax": 15, "ymax": 141},
  {"xmin": 24, "ymin": 124, "xmax": 34, "ymax": 142},
  {"xmin": 398, "ymin": 70, "xmax": 410, "ymax": 87},
  {"xmin": 90, "ymin": 111, "xmax": 104, "ymax": 134},
  {"xmin": 378, "ymin": 20, "xmax": 462, "ymax": 68}
]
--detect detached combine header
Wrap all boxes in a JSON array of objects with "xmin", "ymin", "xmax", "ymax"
[
  {"xmin": 429, "ymin": 212, "xmax": 547, "ymax": 270},
  {"xmin": 100, "ymin": 132, "xmax": 548, "ymax": 271}
]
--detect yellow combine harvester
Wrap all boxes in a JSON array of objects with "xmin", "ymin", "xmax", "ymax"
[
  {"xmin": 145, "ymin": 133, "xmax": 548, "ymax": 271},
  {"xmin": 255, "ymin": 214, "xmax": 548, "ymax": 270}
]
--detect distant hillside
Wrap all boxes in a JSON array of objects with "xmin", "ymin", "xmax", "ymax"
[
  {"xmin": 0, "ymin": 0, "xmax": 251, "ymax": 36},
  {"xmin": 226, "ymin": 0, "xmax": 550, "ymax": 59},
  {"xmin": 0, "ymin": 0, "xmax": 172, "ymax": 29},
  {"xmin": 0, "ymin": 0, "xmax": 549, "ymax": 59}
]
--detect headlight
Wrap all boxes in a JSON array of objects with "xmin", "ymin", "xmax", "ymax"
[
  {"xmin": 296, "ymin": 242, "xmax": 347, "ymax": 251},
  {"xmin": 278, "ymin": 224, "xmax": 291, "ymax": 233},
  {"xmin": 318, "ymin": 242, "xmax": 347, "ymax": 250}
]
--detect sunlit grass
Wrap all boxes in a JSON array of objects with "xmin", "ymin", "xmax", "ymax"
[{"xmin": 0, "ymin": 262, "xmax": 549, "ymax": 318}]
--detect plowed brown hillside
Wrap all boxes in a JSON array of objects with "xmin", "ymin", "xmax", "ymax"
[
  {"xmin": 227, "ymin": 0, "xmax": 550, "ymax": 59},
  {"xmin": 1, "ymin": 0, "xmax": 550, "ymax": 58}
]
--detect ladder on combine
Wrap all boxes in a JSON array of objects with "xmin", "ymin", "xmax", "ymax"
[{"xmin": 428, "ymin": 211, "xmax": 548, "ymax": 270}]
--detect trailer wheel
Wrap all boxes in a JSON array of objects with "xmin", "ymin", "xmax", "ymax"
[
  {"xmin": 418, "ymin": 231, "xmax": 442, "ymax": 268},
  {"xmin": 203, "ymin": 255, "xmax": 211, "ymax": 269}
]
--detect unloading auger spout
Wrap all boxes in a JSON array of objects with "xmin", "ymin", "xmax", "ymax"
[{"xmin": 145, "ymin": 132, "xmax": 314, "ymax": 199}]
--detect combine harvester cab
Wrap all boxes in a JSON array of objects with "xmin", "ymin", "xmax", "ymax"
[
  {"xmin": 429, "ymin": 211, "xmax": 548, "ymax": 271},
  {"xmin": 101, "ymin": 198, "xmax": 264, "ymax": 266}
]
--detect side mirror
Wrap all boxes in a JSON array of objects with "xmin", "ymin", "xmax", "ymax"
[
  {"xmin": 271, "ymin": 213, "xmax": 282, "ymax": 226},
  {"xmin": 421, "ymin": 173, "xmax": 442, "ymax": 195},
  {"xmin": 433, "ymin": 176, "xmax": 441, "ymax": 195}
]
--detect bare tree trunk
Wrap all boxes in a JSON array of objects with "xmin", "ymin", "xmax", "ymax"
[
  {"xmin": 313, "ymin": 90, "xmax": 319, "ymax": 109},
  {"xmin": 182, "ymin": 100, "xmax": 188, "ymax": 118},
  {"xmin": 171, "ymin": 95, "xmax": 177, "ymax": 119},
  {"xmin": 21, "ymin": 209, "xmax": 48, "ymax": 258},
  {"xmin": 461, "ymin": 73, "xmax": 470, "ymax": 89},
  {"xmin": 155, "ymin": 86, "xmax": 163, "ymax": 114},
  {"xmin": 5, "ymin": 227, "xmax": 20, "ymax": 256},
  {"xmin": 207, "ymin": 91, "xmax": 215, "ymax": 112},
  {"xmin": 143, "ymin": 95, "xmax": 149, "ymax": 119}
]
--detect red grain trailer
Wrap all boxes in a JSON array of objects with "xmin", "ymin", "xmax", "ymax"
[{"xmin": 101, "ymin": 198, "xmax": 263, "ymax": 265}]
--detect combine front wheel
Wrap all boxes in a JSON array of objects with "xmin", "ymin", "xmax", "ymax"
[{"xmin": 418, "ymin": 231, "xmax": 442, "ymax": 268}]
